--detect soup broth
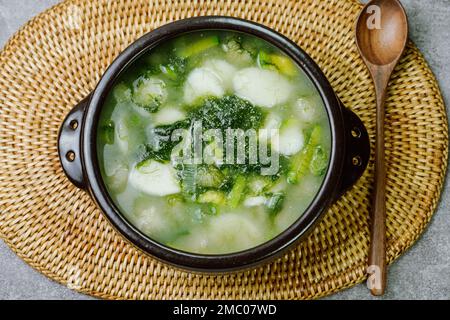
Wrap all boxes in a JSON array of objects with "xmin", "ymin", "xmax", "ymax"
[{"xmin": 97, "ymin": 30, "xmax": 331, "ymax": 254}]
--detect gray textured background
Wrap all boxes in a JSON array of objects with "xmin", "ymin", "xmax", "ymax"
[{"xmin": 0, "ymin": 0, "xmax": 449, "ymax": 300}]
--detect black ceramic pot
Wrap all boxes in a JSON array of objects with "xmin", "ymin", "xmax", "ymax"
[{"xmin": 58, "ymin": 16, "xmax": 370, "ymax": 272}]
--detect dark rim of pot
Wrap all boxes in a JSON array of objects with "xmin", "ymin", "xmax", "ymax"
[{"xmin": 82, "ymin": 16, "xmax": 345, "ymax": 272}]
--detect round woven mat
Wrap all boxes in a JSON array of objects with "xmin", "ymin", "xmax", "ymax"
[{"xmin": 0, "ymin": 0, "xmax": 448, "ymax": 300}]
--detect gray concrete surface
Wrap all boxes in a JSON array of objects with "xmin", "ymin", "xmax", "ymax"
[{"xmin": 0, "ymin": 0, "xmax": 449, "ymax": 300}]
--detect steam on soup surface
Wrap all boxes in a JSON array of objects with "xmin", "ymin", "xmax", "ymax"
[{"xmin": 97, "ymin": 30, "xmax": 331, "ymax": 254}]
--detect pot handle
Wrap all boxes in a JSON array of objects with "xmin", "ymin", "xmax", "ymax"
[
  {"xmin": 57, "ymin": 95, "xmax": 90, "ymax": 189},
  {"xmin": 335, "ymin": 100, "xmax": 370, "ymax": 199}
]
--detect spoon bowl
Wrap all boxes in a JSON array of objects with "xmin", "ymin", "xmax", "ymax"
[{"xmin": 356, "ymin": 0, "xmax": 408, "ymax": 66}]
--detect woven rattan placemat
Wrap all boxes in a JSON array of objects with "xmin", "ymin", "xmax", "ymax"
[{"xmin": 0, "ymin": 0, "xmax": 448, "ymax": 299}]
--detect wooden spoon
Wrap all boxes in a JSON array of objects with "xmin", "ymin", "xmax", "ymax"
[{"xmin": 355, "ymin": 0, "xmax": 408, "ymax": 296}]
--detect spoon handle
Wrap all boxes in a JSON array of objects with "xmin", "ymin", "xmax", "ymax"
[{"xmin": 368, "ymin": 65, "xmax": 392, "ymax": 296}]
